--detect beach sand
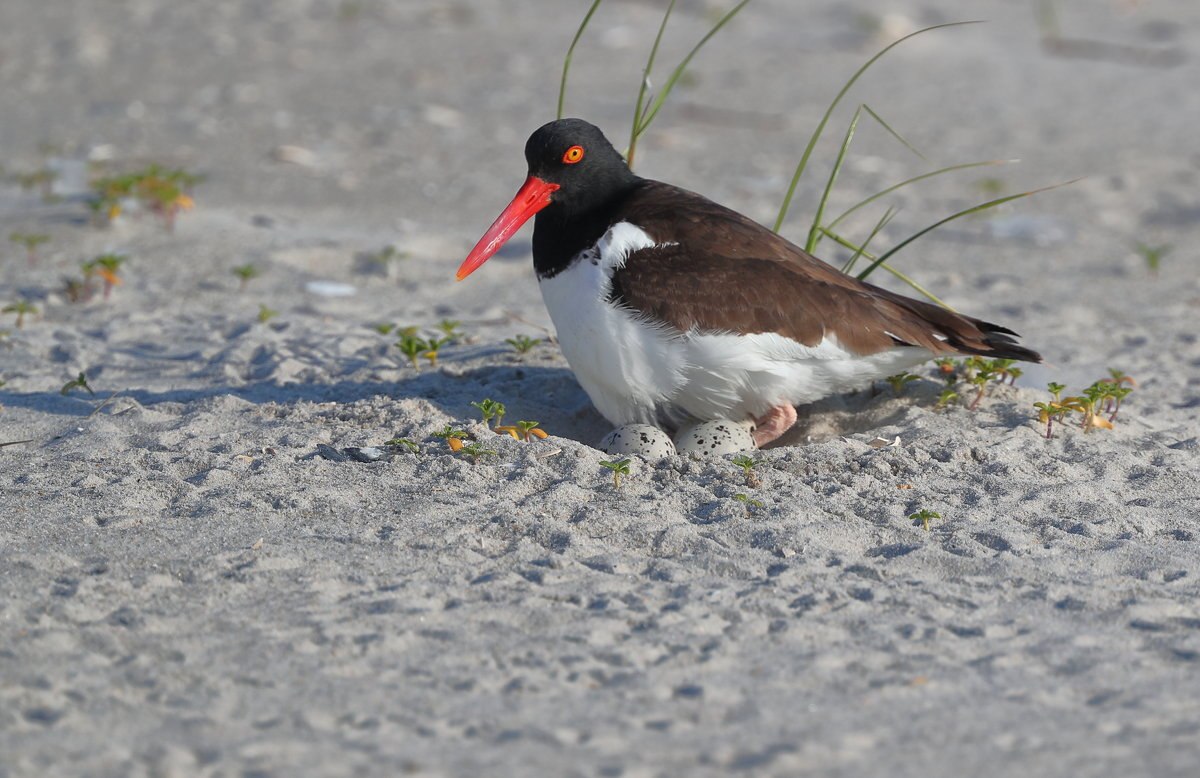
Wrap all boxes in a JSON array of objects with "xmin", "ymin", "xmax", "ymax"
[{"xmin": 2, "ymin": 1, "xmax": 1199, "ymax": 775}]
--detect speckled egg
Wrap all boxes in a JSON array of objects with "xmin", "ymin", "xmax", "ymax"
[
  {"xmin": 673, "ymin": 419, "xmax": 756, "ymax": 455},
  {"xmin": 599, "ymin": 424, "xmax": 677, "ymax": 458}
]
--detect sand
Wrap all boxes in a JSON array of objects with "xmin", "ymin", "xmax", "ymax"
[{"xmin": 2, "ymin": 0, "xmax": 1199, "ymax": 775}]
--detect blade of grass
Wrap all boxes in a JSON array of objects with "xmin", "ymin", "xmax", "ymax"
[
  {"xmin": 840, "ymin": 206, "xmax": 896, "ymax": 274},
  {"xmin": 558, "ymin": 0, "xmax": 605, "ymax": 120},
  {"xmin": 860, "ymin": 104, "xmax": 925, "ymax": 161},
  {"xmin": 626, "ymin": 0, "xmax": 677, "ymax": 168},
  {"xmin": 821, "ymin": 227, "xmax": 955, "ymax": 310},
  {"xmin": 772, "ymin": 20, "xmax": 984, "ymax": 233},
  {"xmin": 816, "ymin": 159, "xmax": 1012, "ymax": 251},
  {"xmin": 855, "ymin": 179, "xmax": 1080, "ymax": 280},
  {"xmin": 632, "ymin": 0, "xmax": 752, "ymax": 139},
  {"xmin": 805, "ymin": 107, "xmax": 862, "ymax": 253}
]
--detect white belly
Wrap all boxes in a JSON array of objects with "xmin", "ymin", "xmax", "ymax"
[{"xmin": 537, "ymin": 222, "xmax": 933, "ymax": 427}]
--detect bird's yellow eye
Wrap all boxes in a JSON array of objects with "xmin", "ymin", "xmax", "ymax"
[{"xmin": 562, "ymin": 145, "xmax": 585, "ymax": 164}]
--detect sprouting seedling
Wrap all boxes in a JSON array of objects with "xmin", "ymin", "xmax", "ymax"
[
  {"xmin": 257, "ymin": 304, "xmax": 278, "ymax": 323},
  {"xmin": 1047, "ymin": 382, "xmax": 1066, "ymax": 402},
  {"xmin": 83, "ymin": 253, "xmax": 128, "ymax": 299},
  {"xmin": 733, "ymin": 493, "xmax": 764, "ymax": 513},
  {"xmin": 61, "ymin": 372, "xmax": 95, "ymax": 397},
  {"xmin": 936, "ymin": 388, "xmax": 959, "ymax": 410},
  {"xmin": 516, "ymin": 421, "xmax": 547, "ymax": 442},
  {"xmin": 9, "ymin": 232, "xmax": 49, "ymax": 264},
  {"xmin": 730, "ymin": 453, "xmax": 761, "ymax": 487},
  {"xmin": 431, "ymin": 425, "xmax": 469, "ymax": 452},
  {"xmin": 436, "ymin": 319, "xmax": 463, "ymax": 342},
  {"xmin": 456, "ymin": 442, "xmax": 497, "ymax": 462},
  {"xmin": 909, "ymin": 508, "xmax": 941, "ymax": 531},
  {"xmin": 373, "ymin": 322, "xmax": 396, "ymax": 335},
  {"xmin": 506, "ymin": 334, "xmax": 542, "ymax": 356},
  {"xmin": 1033, "ymin": 398, "xmax": 1072, "ymax": 439},
  {"xmin": 396, "ymin": 334, "xmax": 429, "ymax": 370},
  {"xmin": 599, "ymin": 458, "xmax": 631, "ymax": 489},
  {"xmin": 2, "ymin": 300, "xmax": 38, "ymax": 329},
  {"xmin": 384, "ymin": 437, "xmax": 420, "ymax": 453},
  {"xmin": 423, "ymin": 335, "xmax": 451, "ymax": 368},
  {"xmin": 470, "ymin": 398, "xmax": 506, "ymax": 429},
  {"xmin": 884, "ymin": 372, "xmax": 920, "ymax": 394},
  {"xmin": 232, "ymin": 264, "xmax": 261, "ymax": 291},
  {"xmin": 366, "ymin": 245, "xmax": 407, "ymax": 268},
  {"xmin": 1133, "ymin": 241, "xmax": 1170, "ymax": 274}
]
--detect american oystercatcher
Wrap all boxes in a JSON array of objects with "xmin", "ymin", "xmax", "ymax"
[{"xmin": 458, "ymin": 119, "xmax": 1040, "ymax": 450}]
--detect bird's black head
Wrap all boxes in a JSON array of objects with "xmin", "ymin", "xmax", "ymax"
[
  {"xmin": 523, "ymin": 118, "xmax": 638, "ymax": 216},
  {"xmin": 457, "ymin": 119, "xmax": 640, "ymax": 281}
]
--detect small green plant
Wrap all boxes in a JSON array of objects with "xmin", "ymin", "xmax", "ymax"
[
  {"xmin": 232, "ymin": 264, "xmax": 261, "ymax": 291},
  {"xmin": 256, "ymin": 304, "xmax": 278, "ymax": 323},
  {"xmin": 456, "ymin": 442, "xmax": 497, "ymax": 462},
  {"xmin": 733, "ymin": 493, "xmax": 764, "ymax": 513},
  {"xmin": 82, "ymin": 253, "xmax": 128, "ymax": 299},
  {"xmin": 936, "ymin": 387, "xmax": 959, "ymax": 410},
  {"xmin": 600, "ymin": 458, "xmax": 631, "ymax": 489},
  {"xmin": 909, "ymin": 508, "xmax": 942, "ymax": 531},
  {"xmin": 365, "ymin": 245, "xmax": 407, "ymax": 269},
  {"xmin": 384, "ymin": 437, "xmax": 420, "ymax": 453},
  {"xmin": 506, "ymin": 334, "xmax": 542, "ymax": 356},
  {"xmin": 90, "ymin": 165, "xmax": 199, "ymax": 230},
  {"xmin": 432, "ymin": 425, "xmax": 469, "ymax": 452},
  {"xmin": 61, "ymin": 372, "xmax": 95, "ymax": 397},
  {"xmin": 515, "ymin": 420, "xmax": 547, "ymax": 442},
  {"xmin": 372, "ymin": 322, "xmax": 397, "ymax": 335},
  {"xmin": 884, "ymin": 372, "xmax": 920, "ymax": 394},
  {"xmin": 396, "ymin": 334, "xmax": 428, "ymax": 370},
  {"xmin": 470, "ymin": 398, "xmax": 507, "ymax": 429},
  {"xmin": 422, "ymin": 335, "xmax": 451, "ymax": 368},
  {"xmin": 436, "ymin": 319, "xmax": 464, "ymax": 342},
  {"xmin": 1032, "ymin": 374, "xmax": 1134, "ymax": 438},
  {"xmin": 2, "ymin": 300, "xmax": 38, "ymax": 329},
  {"xmin": 1133, "ymin": 241, "xmax": 1170, "ymax": 274},
  {"xmin": 730, "ymin": 453, "xmax": 761, "ymax": 487},
  {"xmin": 9, "ymin": 232, "xmax": 49, "ymax": 264}
]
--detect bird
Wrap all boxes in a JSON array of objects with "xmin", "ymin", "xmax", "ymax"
[{"xmin": 457, "ymin": 118, "xmax": 1040, "ymax": 449}]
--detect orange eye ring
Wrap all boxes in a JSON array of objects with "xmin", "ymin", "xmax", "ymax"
[{"xmin": 562, "ymin": 145, "xmax": 585, "ymax": 164}]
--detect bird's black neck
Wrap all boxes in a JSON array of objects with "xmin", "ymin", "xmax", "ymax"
[{"xmin": 532, "ymin": 178, "xmax": 645, "ymax": 279}]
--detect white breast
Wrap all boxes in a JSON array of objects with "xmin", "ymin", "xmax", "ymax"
[{"xmin": 538, "ymin": 222, "xmax": 933, "ymax": 427}]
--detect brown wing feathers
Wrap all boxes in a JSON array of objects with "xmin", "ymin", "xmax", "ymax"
[{"xmin": 608, "ymin": 182, "xmax": 1041, "ymax": 363}]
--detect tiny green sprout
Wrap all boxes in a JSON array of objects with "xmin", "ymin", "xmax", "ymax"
[
  {"xmin": 1033, "ymin": 399, "xmax": 1070, "ymax": 439},
  {"xmin": 9, "ymin": 232, "xmax": 50, "ymax": 264},
  {"xmin": 885, "ymin": 372, "xmax": 920, "ymax": 394},
  {"xmin": 373, "ymin": 322, "xmax": 396, "ymax": 335},
  {"xmin": 423, "ymin": 335, "xmax": 451, "ymax": 368},
  {"xmin": 600, "ymin": 458, "xmax": 632, "ymax": 489},
  {"xmin": 83, "ymin": 253, "xmax": 128, "ymax": 299},
  {"xmin": 367, "ymin": 245, "xmax": 407, "ymax": 268},
  {"xmin": 256, "ymin": 304, "xmax": 278, "ymax": 323},
  {"xmin": 731, "ymin": 453, "xmax": 761, "ymax": 487},
  {"xmin": 965, "ymin": 358, "xmax": 1000, "ymax": 411},
  {"xmin": 396, "ymin": 334, "xmax": 429, "ymax": 370},
  {"xmin": 909, "ymin": 508, "xmax": 942, "ymax": 531},
  {"xmin": 1133, "ymin": 241, "xmax": 1170, "ymax": 274},
  {"xmin": 436, "ymin": 319, "xmax": 463, "ymax": 342},
  {"xmin": 1046, "ymin": 382, "xmax": 1066, "ymax": 402},
  {"xmin": 61, "ymin": 372, "xmax": 95, "ymax": 397},
  {"xmin": 733, "ymin": 493, "xmax": 764, "ymax": 512},
  {"xmin": 470, "ymin": 398, "xmax": 506, "ymax": 428},
  {"xmin": 232, "ymin": 264, "xmax": 261, "ymax": 291},
  {"xmin": 431, "ymin": 425, "xmax": 468, "ymax": 441},
  {"xmin": 513, "ymin": 420, "xmax": 547, "ymax": 442},
  {"xmin": 2, "ymin": 300, "xmax": 38, "ymax": 329},
  {"xmin": 936, "ymin": 388, "xmax": 959, "ymax": 410},
  {"xmin": 384, "ymin": 437, "xmax": 420, "ymax": 453},
  {"xmin": 506, "ymin": 334, "xmax": 542, "ymax": 356},
  {"xmin": 456, "ymin": 442, "xmax": 497, "ymax": 462}
]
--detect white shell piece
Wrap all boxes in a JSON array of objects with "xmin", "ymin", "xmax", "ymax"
[
  {"xmin": 599, "ymin": 424, "xmax": 677, "ymax": 459},
  {"xmin": 673, "ymin": 419, "xmax": 756, "ymax": 455}
]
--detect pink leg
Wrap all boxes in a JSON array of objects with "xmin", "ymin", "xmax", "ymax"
[{"xmin": 752, "ymin": 405, "xmax": 798, "ymax": 448}]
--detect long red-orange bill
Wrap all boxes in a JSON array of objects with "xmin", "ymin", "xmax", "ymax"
[{"xmin": 456, "ymin": 175, "xmax": 559, "ymax": 280}]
